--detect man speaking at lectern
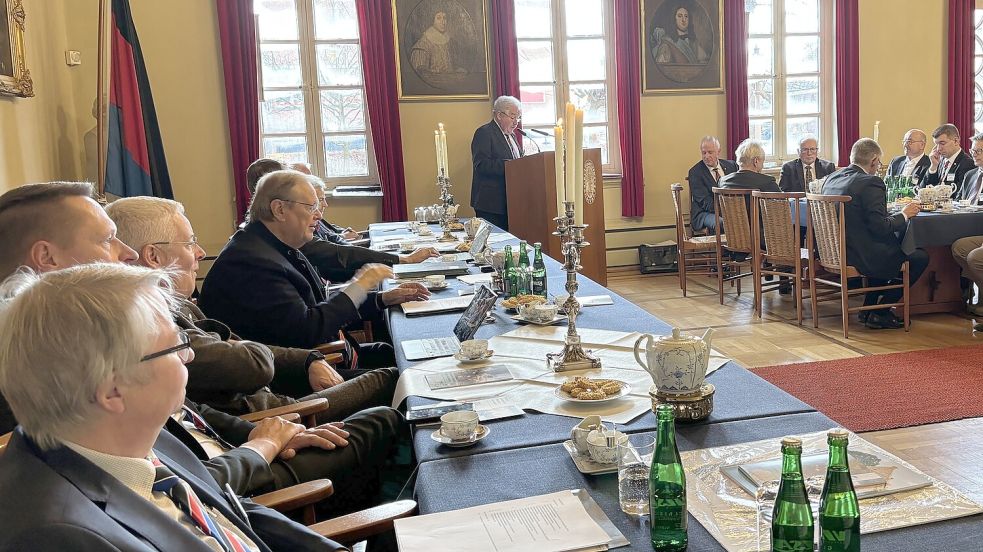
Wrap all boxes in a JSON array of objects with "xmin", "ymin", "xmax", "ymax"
[{"xmin": 470, "ymin": 95, "xmax": 524, "ymax": 231}]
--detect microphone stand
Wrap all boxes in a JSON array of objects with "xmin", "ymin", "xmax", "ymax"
[{"xmin": 517, "ymin": 129, "xmax": 542, "ymax": 154}]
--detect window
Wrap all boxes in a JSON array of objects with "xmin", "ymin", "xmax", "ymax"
[
  {"xmin": 255, "ymin": 0, "xmax": 377, "ymax": 185},
  {"xmin": 975, "ymin": 9, "xmax": 983, "ymax": 133},
  {"xmin": 513, "ymin": 0, "xmax": 619, "ymax": 169},
  {"xmin": 746, "ymin": 0, "xmax": 834, "ymax": 163}
]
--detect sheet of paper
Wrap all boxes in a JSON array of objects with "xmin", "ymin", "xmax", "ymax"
[
  {"xmin": 425, "ymin": 364, "xmax": 513, "ymax": 390},
  {"xmin": 401, "ymin": 296, "xmax": 472, "ymax": 315},
  {"xmin": 394, "ymin": 490, "xmax": 611, "ymax": 552},
  {"xmin": 457, "ymin": 273, "xmax": 494, "ymax": 285},
  {"xmin": 392, "ymin": 357, "xmax": 552, "ymax": 407},
  {"xmin": 487, "ymin": 232, "xmax": 514, "ymax": 244}
]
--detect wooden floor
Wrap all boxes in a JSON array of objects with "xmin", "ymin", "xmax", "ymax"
[{"xmin": 607, "ymin": 269, "xmax": 983, "ymax": 505}]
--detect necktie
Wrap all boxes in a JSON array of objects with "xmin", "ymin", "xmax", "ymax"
[
  {"xmin": 712, "ymin": 167, "xmax": 721, "ymax": 182},
  {"xmin": 181, "ymin": 406, "xmax": 234, "ymax": 451},
  {"xmin": 940, "ymin": 159, "xmax": 950, "ymax": 180},
  {"xmin": 805, "ymin": 165, "xmax": 814, "ymax": 186},
  {"xmin": 506, "ymin": 134, "xmax": 520, "ymax": 159},
  {"xmin": 974, "ymin": 173, "xmax": 983, "ymax": 205},
  {"xmin": 152, "ymin": 458, "xmax": 249, "ymax": 552}
]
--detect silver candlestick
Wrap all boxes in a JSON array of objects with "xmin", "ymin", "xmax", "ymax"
[
  {"xmin": 437, "ymin": 171, "xmax": 457, "ymax": 242},
  {"xmin": 547, "ymin": 201, "xmax": 602, "ymax": 372}
]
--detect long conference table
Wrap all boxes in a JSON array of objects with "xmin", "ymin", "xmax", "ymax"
[{"xmin": 371, "ymin": 222, "xmax": 983, "ymax": 551}]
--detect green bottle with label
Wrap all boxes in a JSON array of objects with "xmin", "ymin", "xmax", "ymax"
[
  {"xmin": 818, "ymin": 429, "xmax": 860, "ymax": 552},
  {"xmin": 502, "ymin": 245, "xmax": 516, "ymax": 298},
  {"xmin": 532, "ymin": 242, "xmax": 547, "ymax": 297},
  {"xmin": 772, "ymin": 436, "xmax": 815, "ymax": 552},
  {"xmin": 649, "ymin": 404, "xmax": 687, "ymax": 551}
]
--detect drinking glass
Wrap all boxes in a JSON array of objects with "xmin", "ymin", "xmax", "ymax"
[{"xmin": 617, "ymin": 434, "xmax": 655, "ymax": 515}]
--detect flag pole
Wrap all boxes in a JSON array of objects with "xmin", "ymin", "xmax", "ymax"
[{"xmin": 95, "ymin": 0, "xmax": 111, "ymax": 200}]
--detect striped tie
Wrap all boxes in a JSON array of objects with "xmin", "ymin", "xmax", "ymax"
[
  {"xmin": 181, "ymin": 406, "xmax": 234, "ymax": 450},
  {"xmin": 151, "ymin": 457, "xmax": 249, "ymax": 552}
]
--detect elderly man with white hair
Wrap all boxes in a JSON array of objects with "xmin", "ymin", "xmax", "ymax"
[
  {"xmin": 718, "ymin": 139, "xmax": 781, "ymax": 193},
  {"xmin": 470, "ymin": 95, "xmax": 524, "ymax": 230},
  {"xmin": 0, "ymin": 263, "xmax": 346, "ymax": 551},
  {"xmin": 778, "ymin": 136, "xmax": 836, "ymax": 193}
]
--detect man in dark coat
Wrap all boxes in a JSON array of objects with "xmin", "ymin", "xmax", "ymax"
[
  {"xmin": 470, "ymin": 95, "xmax": 524, "ymax": 230},
  {"xmin": 886, "ymin": 128, "xmax": 931, "ymax": 185},
  {"xmin": 923, "ymin": 123, "xmax": 975, "ymax": 196},
  {"xmin": 778, "ymin": 136, "xmax": 836, "ymax": 193},
  {"xmin": 688, "ymin": 135, "xmax": 738, "ymax": 233}
]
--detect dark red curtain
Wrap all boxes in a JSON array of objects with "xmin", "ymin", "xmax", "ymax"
[
  {"xmin": 724, "ymin": 0, "xmax": 749, "ymax": 159},
  {"xmin": 835, "ymin": 0, "xmax": 859, "ymax": 165},
  {"xmin": 216, "ymin": 0, "xmax": 258, "ymax": 224},
  {"xmin": 614, "ymin": 0, "xmax": 644, "ymax": 216},
  {"xmin": 949, "ymin": 0, "xmax": 975, "ymax": 149},
  {"xmin": 490, "ymin": 0, "xmax": 520, "ymax": 99},
  {"xmin": 356, "ymin": 0, "xmax": 407, "ymax": 222}
]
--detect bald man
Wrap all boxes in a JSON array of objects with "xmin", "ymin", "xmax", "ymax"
[{"xmin": 886, "ymin": 129, "xmax": 931, "ymax": 184}]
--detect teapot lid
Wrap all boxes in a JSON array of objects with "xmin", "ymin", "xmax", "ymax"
[{"xmin": 662, "ymin": 327, "xmax": 700, "ymax": 342}]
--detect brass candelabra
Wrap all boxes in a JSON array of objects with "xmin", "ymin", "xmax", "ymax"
[{"xmin": 436, "ymin": 171, "xmax": 457, "ymax": 242}]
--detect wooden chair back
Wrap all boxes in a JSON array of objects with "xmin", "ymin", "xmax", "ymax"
[
  {"xmin": 712, "ymin": 187, "xmax": 753, "ymax": 253},
  {"xmin": 754, "ymin": 192, "xmax": 805, "ymax": 265},
  {"xmin": 670, "ymin": 183, "xmax": 692, "ymax": 241},
  {"xmin": 805, "ymin": 193, "xmax": 851, "ymax": 272}
]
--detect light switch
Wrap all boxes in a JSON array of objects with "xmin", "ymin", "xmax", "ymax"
[{"xmin": 65, "ymin": 50, "xmax": 82, "ymax": 66}]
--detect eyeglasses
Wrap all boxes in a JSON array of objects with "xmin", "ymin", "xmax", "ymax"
[
  {"xmin": 902, "ymin": 139, "xmax": 925, "ymax": 144},
  {"xmin": 317, "ymin": 196, "xmax": 330, "ymax": 206},
  {"xmin": 151, "ymin": 235, "xmax": 199, "ymax": 248},
  {"xmin": 141, "ymin": 330, "xmax": 193, "ymax": 363},
  {"xmin": 496, "ymin": 110, "xmax": 521, "ymax": 122},
  {"xmin": 799, "ymin": 148, "xmax": 819, "ymax": 153},
  {"xmin": 277, "ymin": 198, "xmax": 323, "ymax": 215},
  {"xmin": 971, "ymin": 148, "xmax": 983, "ymax": 156}
]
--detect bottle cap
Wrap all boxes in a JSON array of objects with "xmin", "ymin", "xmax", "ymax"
[
  {"xmin": 827, "ymin": 428, "xmax": 849, "ymax": 442},
  {"xmin": 780, "ymin": 436, "xmax": 802, "ymax": 448}
]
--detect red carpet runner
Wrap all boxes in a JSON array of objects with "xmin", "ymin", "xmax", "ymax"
[{"xmin": 752, "ymin": 344, "xmax": 983, "ymax": 432}]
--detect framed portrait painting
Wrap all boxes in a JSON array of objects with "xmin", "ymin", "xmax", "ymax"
[
  {"xmin": 0, "ymin": 0, "xmax": 33, "ymax": 98},
  {"xmin": 641, "ymin": 0, "xmax": 723, "ymax": 94},
  {"xmin": 392, "ymin": 0, "xmax": 490, "ymax": 100}
]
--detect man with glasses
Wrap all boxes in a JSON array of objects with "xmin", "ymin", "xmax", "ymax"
[
  {"xmin": 924, "ymin": 124, "xmax": 974, "ymax": 197},
  {"xmin": 688, "ymin": 135, "xmax": 737, "ymax": 234},
  {"xmin": 886, "ymin": 129, "xmax": 931, "ymax": 184},
  {"xmin": 470, "ymin": 95, "xmax": 524, "ymax": 230},
  {"xmin": 778, "ymin": 136, "xmax": 836, "ymax": 193}
]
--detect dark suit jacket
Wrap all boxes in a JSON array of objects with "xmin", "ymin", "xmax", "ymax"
[
  {"xmin": 0, "ymin": 428, "xmax": 344, "ymax": 552},
  {"xmin": 778, "ymin": 158, "xmax": 836, "ymax": 192},
  {"xmin": 886, "ymin": 154, "xmax": 931, "ymax": 183},
  {"xmin": 820, "ymin": 165, "xmax": 908, "ymax": 279},
  {"xmin": 718, "ymin": 170, "xmax": 781, "ymax": 193},
  {"xmin": 301, "ymin": 220, "xmax": 398, "ymax": 282},
  {"xmin": 470, "ymin": 119, "xmax": 522, "ymax": 215},
  {"xmin": 958, "ymin": 167, "xmax": 983, "ymax": 202},
  {"xmin": 923, "ymin": 150, "xmax": 975, "ymax": 195},
  {"xmin": 688, "ymin": 159, "xmax": 738, "ymax": 229},
  {"xmin": 199, "ymin": 221, "xmax": 385, "ymax": 349}
]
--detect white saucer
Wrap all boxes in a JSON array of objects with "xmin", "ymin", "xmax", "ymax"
[
  {"xmin": 425, "ymin": 282, "xmax": 449, "ymax": 291},
  {"xmin": 454, "ymin": 350, "xmax": 494, "ymax": 363},
  {"xmin": 431, "ymin": 424, "xmax": 490, "ymax": 447},
  {"xmin": 510, "ymin": 313, "xmax": 567, "ymax": 326}
]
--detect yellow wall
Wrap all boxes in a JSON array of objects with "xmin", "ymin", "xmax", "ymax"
[{"xmin": 0, "ymin": 0, "xmax": 959, "ymax": 267}]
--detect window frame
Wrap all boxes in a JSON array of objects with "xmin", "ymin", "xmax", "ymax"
[
  {"xmin": 514, "ymin": 0, "xmax": 621, "ymax": 173},
  {"xmin": 974, "ymin": 9, "xmax": 983, "ymax": 134},
  {"xmin": 746, "ymin": 0, "xmax": 835, "ymax": 166},
  {"xmin": 256, "ymin": 0, "xmax": 379, "ymax": 187}
]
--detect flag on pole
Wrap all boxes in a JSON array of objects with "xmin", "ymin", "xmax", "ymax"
[{"xmin": 105, "ymin": 0, "xmax": 172, "ymax": 198}]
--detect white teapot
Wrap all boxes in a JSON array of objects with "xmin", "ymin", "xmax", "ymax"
[{"xmin": 633, "ymin": 327, "xmax": 713, "ymax": 395}]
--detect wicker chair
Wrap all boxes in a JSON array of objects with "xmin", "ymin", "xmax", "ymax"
[
  {"xmin": 751, "ymin": 191, "xmax": 809, "ymax": 323},
  {"xmin": 670, "ymin": 183, "xmax": 723, "ymax": 296},
  {"xmin": 805, "ymin": 193, "xmax": 910, "ymax": 338},
  {"xmin": 711, "ymin": 187, "xmax": 755, "ymax": 304}
]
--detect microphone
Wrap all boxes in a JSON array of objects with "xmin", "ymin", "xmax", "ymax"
[
  {"xmin": 529, "ymin": 128, "xmax": 551, "ymax": 137},
  {"xmin": 517, "ymin": 129, "xmax": 542, "ymax": 154}
]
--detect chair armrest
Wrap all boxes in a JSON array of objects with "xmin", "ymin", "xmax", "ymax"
[
  {"xmin": 309, "ymin": 500, "xmax": 417, "ymax": 545},
  {"xmin": 253, "ymin": 479, "xmax": 334, "ymax": 524},
  {"xmin": 315, "ymin": 340, "xmax": 346, "ymax": 355},
  {"xmin": 323, "ymin": 352, "xmax": 344, "ymax": 366},
  {"xmin": 240, "ymin": 398, "xmax": 329, "ymax": 427}
]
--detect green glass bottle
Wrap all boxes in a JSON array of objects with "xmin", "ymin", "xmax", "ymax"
[
  {"xmin": 818, "ymin": 429, "xmax": 860, "ymax": 552},
  {"xmin": 532, "ymin": 242, "xmax": 547, "ymax": 297},
  {"xmin": 649, "ymin": 404, "xmax": 687, "ymax": 551},
  {"xmin": 772, "ymin": 437, "xmax": 815, "ymax": 552},
  {"xmin": 518, "ymin": 240, "xmax": 530, "ymax": 268},
  {"xmin": 502, "ymin": 245, "xmax": 516, "ymax": 299},
  {"xmin": 516, "ymin": 241, "xmax": 530, "ymax": 295}
]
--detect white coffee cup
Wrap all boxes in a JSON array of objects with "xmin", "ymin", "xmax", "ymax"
[
  {"xmin": 459, "ymin": 339, "xmax": 488, "ymax": 359},
  {"xmin": 440, "ymin": 410, "xmax": 479, "ymax": 441},
  {"xmin": 400, "ymin": 241, "xmax": 416, "ymax": 252},
  {"xmin": 587, "ymin": 429, "xmax": 628, "ymax": 464},
  {"xmin": 440, "ymin": 253, "xmax": 457, "ymax": 263},
  {"xmin": 424, "ymin": 275, "xmax": 445, "ymax": 287}
]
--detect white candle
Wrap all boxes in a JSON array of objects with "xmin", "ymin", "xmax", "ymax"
[
  {"xmin": 554, "ymin": 120, "xmax": 564, "ymax": 217},
  {"xmin": 873, "ymin": 120, "xmax": 880, "ymax": 142},
  {"xmin": 573, "ymin": 109, "xmax": 584, "ymax": 225},
  {"xmin": 438, "ymin": 123, "xmax": 448, "ymax": 176},
  {"xmin": 564, "ymin": 103, "xmax": 575, "ymax": 204},
  {"xmin": 434, "ymin": 130, "xmax": 443, "ymax": 178}
]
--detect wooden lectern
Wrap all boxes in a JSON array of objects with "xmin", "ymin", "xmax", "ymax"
[{"xmin": 503, "ymin": 148, "xmax": 607, "ymax": 285}]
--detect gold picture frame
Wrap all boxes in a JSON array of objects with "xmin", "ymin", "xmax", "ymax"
[
  {"xmin": 641, "ymin": 0, "xmax": 723, "ymax": 95},
  {"xmin": 0, "ymin": 0, "xmax": 33, "ymax": 98},
  {"xmin": 392, "ymin": 0, "xmax": 490, "ymax": 101}
]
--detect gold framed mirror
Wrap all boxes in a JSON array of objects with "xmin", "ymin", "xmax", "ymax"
[{"xmin": 0, "ymin": 0, "xmax": 33, "ymax": 98}]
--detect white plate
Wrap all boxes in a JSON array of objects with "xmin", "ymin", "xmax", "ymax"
[
  {"xmin": 562, "ymin": 440, "xmax": 618, "ymax": 475},
  {"xmin": 454, "ymin": 350, "xmax": 494, "ymax": 364},
  {"xmin": 430, "ymin": 424, "xmax": 490, "ymax": 448},
  {"xmin": 510, "ymin": 313, "xmax": 567, "ymax": 326},
  {"xmin": 424, "ymin": 282, "xmax": 449, "ymax": 291},
  {"xmin": 553, "ymin": 381, "xmax": 632, "ymax": 404}
]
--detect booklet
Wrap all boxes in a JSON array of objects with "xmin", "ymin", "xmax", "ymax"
[{"xmin": 425, "ymin": 364, "xmax": 514, "ymax": 391}]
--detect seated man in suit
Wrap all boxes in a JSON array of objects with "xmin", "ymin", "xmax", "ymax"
[
  {"xmin": 200, "ymin": 170, "xmax": 430, "ymax": 353},
  {"xmin": 923, "ymin": 123, "xmax": 975, "ymax": 195},
  {"xmin": 950, "ymin": 133, "xmax": 983, "ymax": 315},
  {"xmin": 822, "ymin": 138, "xmax": 929, "ymax": 329},
  {"xmin": 246, "ymin": 159, "xmax": 438, "ymax": 282},
  {"xmin": 886, "ymin": 129, "xmax": 931, "ymax": 184},
  {"xmin": 688, "ymin": 135, "xmax": 738, "ymax": 233},
  {"xmin": 470, "ymin": 95, "xmax": 524, "ymax": 231},
  {"xmin": 106, "ymin": 196, "xmax": 397, "ymax": 421},
  {"xmin": 778, "ymin": 136, "xmax": 836, "ymax": 193},
  {"xmin": 0, "ymin": 263, "xmax": 346, "ymax": 551},
  {"xmin": 0, "ymin": 182, "xmax": 404, "ymax": 518},
  {"xmin": 719, "ymin": 139, "xmax": 781, "ymax": 193}
]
